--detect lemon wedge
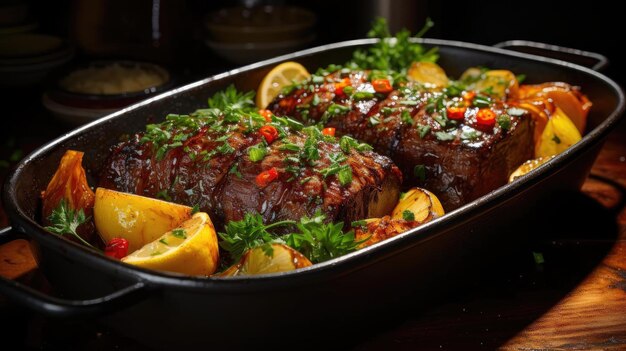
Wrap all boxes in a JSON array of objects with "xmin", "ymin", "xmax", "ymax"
[
  {"xmin": 407, "ymin": 62, "xmax": 449, "ymax": 87},
  {"xmin": 122, "ymin": 212, "xmax": 219, "ymax": 276},
  {"xmin": 391, "ymin": 187, "xmax": 445, "ymax": 222},
  {"xmin": 219, "ymin": 243, "xmax": 312, "ymax": 277},
  {"xmin": 256, "ymin": 61, "xmax": 310, "ymax": 108},
  {"xmin": 535, "ymin": 107, "xmax": 582, "ymax": 158},
  {"xmin": 94, "ymin": 188, "xmax": 192, "ymax": 252}
]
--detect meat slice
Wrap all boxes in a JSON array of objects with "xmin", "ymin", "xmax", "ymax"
[
  {"xmin": 215, "ymin": 131, "xmax": 402, "ymax": 227},
  {"xmin": 99, "ymin": 110, "xmax": 402, "ymax": 228},
  {"xmin": 269, "ymin": 69, "xmax": 534, "ymax": 210}
]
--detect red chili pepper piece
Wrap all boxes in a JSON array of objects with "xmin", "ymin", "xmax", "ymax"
[
  {"xmin": 371, "ymin": 79, "xmax": 393, "ymax": 94},
  {"xmin": 105, "ymin": 238, "xmax": 129, "ymax": 259},
  {"xmin": 322, "ymin": 127, "xmax": 336, "ymax": 136},
  {"xmin": 476, "ymin": 108, "xmax": 497, "ymax": 128},
  {"xmin": 446, "ymin": 106, "xmax": 467, "ymax": 120},
  {"xmin": 258, "ymin": 109, "xmax": 273, "ymax": 122},
  {"xmin": 256, "ymin": 167, "xmax": 279, "ymax": 187},
  {"xmin": 259, "ymin": 125, "xmax": 278, "ymax": 143},
  {"xmin": 334, "ymin": 78, "xmax": 351, "ymax": 96}
]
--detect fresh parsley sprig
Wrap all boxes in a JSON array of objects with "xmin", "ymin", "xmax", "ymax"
[
  {"xmin": 284, "ymin": 211, "xmax": 362, "ymax": 264},
  {"xmin": 218, "ymin": 211, "xmax": 362, "ymax": 265},
  {"xmin": 45, "ymin": 199, "xmax": 96, "ymax": 249},
  {"xmin": 218, "ymin": 213, "xmax": 295, "ymax": 262},
  {"xmin": 351, "ymin": 17, "xmax": 438, "ymax": 72}
]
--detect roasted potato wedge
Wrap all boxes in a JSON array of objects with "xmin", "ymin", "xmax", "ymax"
[
  {"xmin": 509, "ymin": 156, "xmax": 556, "ymax": 182},
  {"xmin": 219, "ymin": 243, "xmax": 312, "ymax": 277},
  {"xmin": 391, "ymin": 188, "xmax": 444, "ymax": 222}
]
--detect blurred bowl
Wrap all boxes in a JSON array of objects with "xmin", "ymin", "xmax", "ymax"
[
  {"xmin": 0, "ymin": 33, "xmax": 74, "ymax": 87},
  {"xmin": 205, "ymin": 5, "xmax": 315, "ymax": 44},
  {"xmin": 205, "ymin": 34, "xmax": 315, "ymax": 65},
  {"xmin": 43, "ymin": 60, "xmax": 172, "ymax": 125}
]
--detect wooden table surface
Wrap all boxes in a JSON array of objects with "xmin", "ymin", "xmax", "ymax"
[{"xmin": 1, "ymin": 113, "xmax": 625, "ymax": 350}]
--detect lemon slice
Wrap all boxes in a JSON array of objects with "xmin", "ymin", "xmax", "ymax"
[
  {"xmin": 256, "ymin": 61, "xmax": 310, "ymax": 108},
  {"xmin": 509, "ymin": 155, "xmax": 556, "ymax": 182},
  {"xmin": 535, "ymin": 107, "xmax": 582, "ymax": 158},
  {"xmin": 219, "ymin": 243, "xmax": 312, "ymax": 277},
  {"xmin": 391, "ymin": 187, "xmax": 445, "ymax": 222},
  {"xmin": 122, "ymin": 212, "xmax": 219, "ymax": 276},
  {"xmin": 94, "ymin": 188, "xmax": 192, "ymax": 252}
]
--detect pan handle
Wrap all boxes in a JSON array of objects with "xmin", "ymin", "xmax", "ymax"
[
  {"xmin": 0, "ymin": 226, "xmax": 149, "ymax": 318},
  {"xmin": 493, "ymin": 40, "xmax": 608, "ymax": 71}
]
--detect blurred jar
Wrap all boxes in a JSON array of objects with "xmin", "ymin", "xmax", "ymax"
[{"xmin": 70, "ymin": 0, "xmax": 187, "ymax": 65}]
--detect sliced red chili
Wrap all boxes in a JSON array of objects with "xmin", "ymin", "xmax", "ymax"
[
  {"xmin": 322, "ymin": 127, "xmax": 336, "ymax": 137},
  {"xmin": 105, "ymin": 238, "xmax": 129, "ymax": 259},
  {"xmin": 476, "ymin": 108, "xmax": 497, "ymax": 128},
  {"xmin": 259, "ymin": 125, "xmax": 278, "ymax": 143},
  {"xmin": 446, "ymin": 106, "xmax": 467, "ymax": 120},
  {"xmin": 334, "ymin": 78, "xmax": 351, "ymax": 96},
  {"xmin": 258, "ymin": 109, "xmax": 273, "ymax": 122},
  {"xmin": 256, "ymin": 167, "xmax": 279, "ymax": 187},
  {"xmin": 372, "ymin": 79, "xmax": 393, "ymax": 94}
]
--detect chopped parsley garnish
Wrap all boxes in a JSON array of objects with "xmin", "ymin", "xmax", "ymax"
[
  {"xmin": 417, "ymin": 124, "xmax": 431, "ymax": 138},
  {"xmin": 461, "ymin": 128, "xmax": 482, "ymax": 141},
  {"xmin": 339, "ymin": 135, "xmax": 373, "ymax": 153},
  {"xmin": 472, "ymin": 95, "xmax": 491, "ymax": 108},
  {"xmin": 156, "ymin": 189, "xmax": 172, "ymax": 201},
  {"xmin": 172, "ymin": 229, "xmax": 187, "ymax": 239},
  {"xmin": 338, "ymin": 166, "xmax": 353, "ymax": 186},
  {"xmin": 413, "ymin": 164, "xmax": 426, "ymax": 181},
  {"xmin": 402, "ymin": 210, "xmax": 415, "ymax": 221},
  {"xmin": 311, "ymin": 94, "xmax": 321, "ymax": 106},
  {"xmin": 401, "ymin": 109, "xmax": 413, "ymax": 125},
  {"xmin": 248, "ymin": 144, "xmax": 267, "ymax": 162},
  {"xmin": 353, "ymin": 91, "xmax": 375, "ymax": 101},
  {"xmin": 435, "ymin": 131, "xmax": 456, "ymax": 141},
  {"xmin": 497, "ymin": 114, "xmax": 511, "ymax": 131}
]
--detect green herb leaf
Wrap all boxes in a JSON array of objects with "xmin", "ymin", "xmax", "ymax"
[
  {"xmin": 497, "ymin": 114, "xmax": 511, "ymax": 131},
  {"xmin": 44, "ymin": 199, "xmax": 96, "ymax": 249},
  {"xmin": 413, "ymin": 164, "xmax": 426, "ymax": 181},
  {"xmin": 353, "ymin": 91, "xmax": 375, "ymax": 101},
  {"xmin": 248, "ymin": 144, "xmax": 267, "ymax": 162},
  {"xmin": 402, "ymin": 210, "xmax": 415, "ymax": 221},
  {"xmin": 417, "ymin": 124, "xmax": 431, "ymax": 138},
  {"xmin": 351, "ymin": 17, "xmax": 438, "ymax": 72},
  {"xmin": 435, "ymin": 131, "xmax": 455, "ymax": 141},
  {"xmin": 284, "ymin": 211, "xmax": 361, "ymax": 264},
  {"xmin": 338, "ymin": 166, "xmax": 353, "ymax": 186},
  {"xmin": 172, "ymin": 229, "xmax": 187, "ymax": 239}
]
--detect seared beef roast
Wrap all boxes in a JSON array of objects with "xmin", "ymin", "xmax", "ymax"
[
  {"xmin": 99, "ymin": 109, "xmax": 402, "ymax": 228},
  {"xmin": 269, "ymin": 69, "xmax": 534, "ymax": 209}
]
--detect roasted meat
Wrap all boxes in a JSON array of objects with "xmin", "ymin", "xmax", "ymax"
[
  {"xmin": 269, "ymin": 69, "xmax": 534, "ymax": 209},
  {"xmin": 99, "ymin": 109, "xmax": 402, "ymax": 229}
]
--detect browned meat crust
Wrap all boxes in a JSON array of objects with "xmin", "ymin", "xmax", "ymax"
[
  {"xmin": 99, "ymin": 113, "xmax": 402, "ymax": 229},
  {"xmin": 269, "ymin": 70, "xmax": 534, "ymax": 209}
]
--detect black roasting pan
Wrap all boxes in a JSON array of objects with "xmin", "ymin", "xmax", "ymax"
[{"xmin": 1, "ymin": 39, "xmax": 624, "ymax": 348}]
